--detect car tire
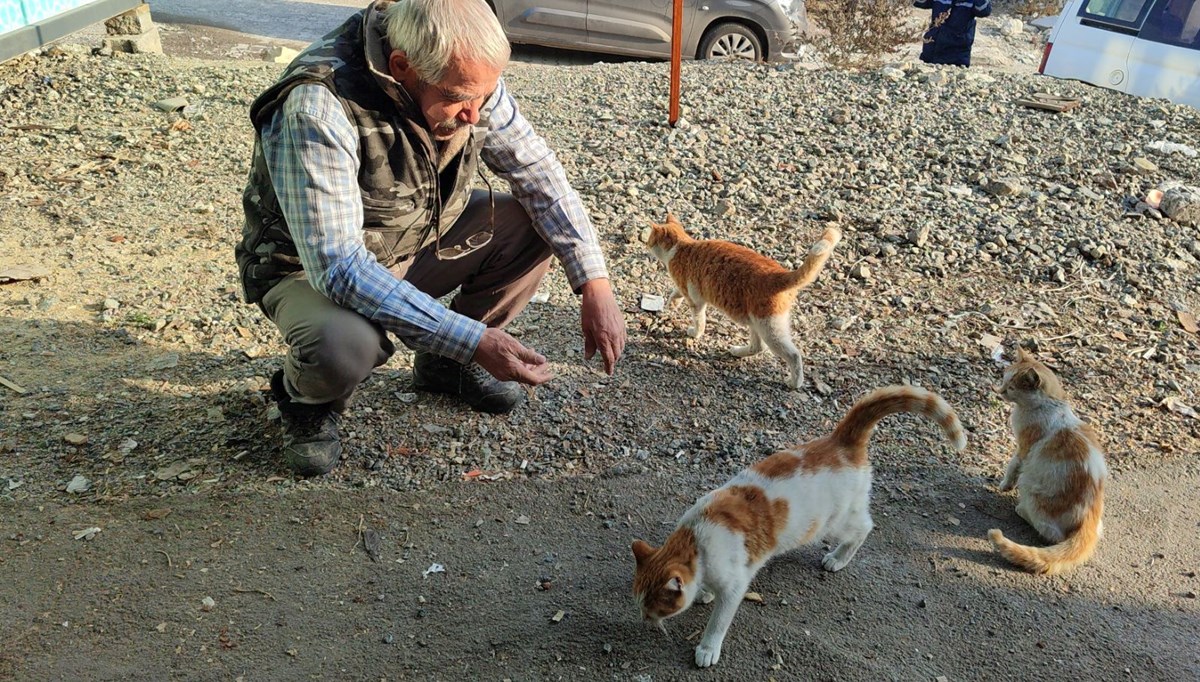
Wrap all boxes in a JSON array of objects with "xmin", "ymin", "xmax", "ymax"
[{"xmin": 697, "ymin": 22, "xmax": 763, "ymax": 61}]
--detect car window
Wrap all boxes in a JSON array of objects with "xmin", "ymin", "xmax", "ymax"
[
  {"xmin": 1079, "ymin": 0, "xmax": 1156, "ymax": 29},
  {"xmin": 1139, "ymin": 0, "xmax": 1200, "ymax": 45}
]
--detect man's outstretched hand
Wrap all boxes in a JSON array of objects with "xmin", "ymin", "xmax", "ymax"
[
  {"xmin": 472, "ymin": 327, "xmax": 554, "ymax": 385},
  {"xmin": 580, "ymin": 278, "xmax": 626, "ymax": 375}
]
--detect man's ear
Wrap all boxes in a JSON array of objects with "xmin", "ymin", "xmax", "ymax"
[{"xmin": 388, "ymin": 50, "xmax": 414, "ymax": 84}]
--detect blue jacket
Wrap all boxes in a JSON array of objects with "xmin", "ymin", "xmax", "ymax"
[{"xmin": 915, "ymin": 0, "xmax": 992, "ymax": 66}]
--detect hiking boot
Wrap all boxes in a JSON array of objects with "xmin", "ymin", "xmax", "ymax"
[
  {"xmin": 412, "ymin": 352, "xmax": 525, "ymax": 414},
  {"xmin": 270, "ymin": 370, "xmax": 342, "ymax": 476}
]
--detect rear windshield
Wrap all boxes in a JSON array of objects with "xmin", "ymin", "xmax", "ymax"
[{"xmin": 1078, "ymin": 0, "xmax": 1156, "ymax": 29}]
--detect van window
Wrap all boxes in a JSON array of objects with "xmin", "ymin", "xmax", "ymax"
[
  {"xmin": 1138, "ymin": 0, "xmax": 1200, "ymax": 46},
  {"xmin": 1079, "ymin": 0, "xmax": 1156, "ymax": 30}
]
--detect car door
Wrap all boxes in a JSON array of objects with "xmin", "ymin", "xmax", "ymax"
[
  {"xmin": 1125, "ymin": 0, "xmax": 1200, "ymax": 106},
  {"xmin": 585, "ymin": 0, "xmax": 697, "ymax": 58},
  {"xmin": 496, "ymin": 0, "xmax": 590, "ymax": 46},
  {"xmin": 1045, "ymin": 0, "xmax": 1156, "ymax": 94}
]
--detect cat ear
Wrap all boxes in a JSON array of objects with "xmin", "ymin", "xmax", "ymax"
[
  {"xmin": 665, "ymin": 212, "xmax": 679, "ymax": 225},
  {"xmin": 665, "ymin": 575, "xmax": 684, "ymax": 593},
  {"xmin": 1016, "ymin": 346, "xmax": 1032, "ymax": 362},
  {"xmin": 631, "ymin": 540, "xmax": 655, "ymax": 563},
  {"xmin": 1013, "ymin": 367, "xmax": 1041, "ymax": 391}
]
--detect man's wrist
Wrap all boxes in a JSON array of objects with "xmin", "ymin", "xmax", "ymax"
[{"xmin": 580, "ymin": 278, "xmax": 612, "ymax": 297}]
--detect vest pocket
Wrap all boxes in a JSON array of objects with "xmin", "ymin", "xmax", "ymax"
[{"xmin": 360, "ymin": 195, "xmax": 428, "ymax": 265}]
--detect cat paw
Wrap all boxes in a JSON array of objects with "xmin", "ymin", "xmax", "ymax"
[
  {"xmin": 686, "ymin": 326, "xmax": 703, "ymax": 339},
  {"xmin": 821, "ymin": 552, "xmax": 849, "ymax": 572},
  {"xmin": 998, "ymin": 477, "xmax": 1016, "ymax": 492},
  {"xmin": 787, "ymin": 373, "xmax": 803, "ymax": 391},
  {"xmin": 729, "ymin": 345, "xmax": 760, "ymax": 358},
  {"xmin": 695, "ymin": 644, "xmax": 722, "ymax": 668},
  {"xmin": 698, "ymin": 590, "xmax": 715, "ymax": 604}
]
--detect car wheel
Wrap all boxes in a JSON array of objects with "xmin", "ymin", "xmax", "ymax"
[{"xmin": 698, "ymin": 22, "xmax": 762, "ymax": 61}]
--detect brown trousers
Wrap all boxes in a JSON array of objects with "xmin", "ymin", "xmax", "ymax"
[{"xmin": 260, "ymin": 190, "xmax": 553, "ymax": 406}]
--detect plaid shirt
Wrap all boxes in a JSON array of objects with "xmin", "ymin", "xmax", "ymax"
[{"xmin": 260, "ymin": 79, "xmax": 608, "ymax": 364}]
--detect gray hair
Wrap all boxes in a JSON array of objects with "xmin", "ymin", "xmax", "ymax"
[{"xmin": 384, "ymin": 0, "xmax": 511, "ymax": 84}]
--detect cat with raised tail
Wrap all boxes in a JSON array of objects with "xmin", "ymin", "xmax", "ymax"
[
  {"xmin": 988, "ymin": 348, "xmax": 1107, "ymax": 575},
  {"xmin": 641, "ymin": 214, "xmax": 841, "ymax": 390},
  {"xmin": 631, "ymin": 385, "xmax": 966, "ymax": 668}
]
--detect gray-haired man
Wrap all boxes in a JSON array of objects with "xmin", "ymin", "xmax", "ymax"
[{"xmin": 236, "ymin": 0, "xmax": 626, "ymax": 476}]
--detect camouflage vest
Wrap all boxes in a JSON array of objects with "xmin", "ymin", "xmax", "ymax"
[{"xmin": 235, "ymin": 3, "xmax": 487, "ymax": 303}]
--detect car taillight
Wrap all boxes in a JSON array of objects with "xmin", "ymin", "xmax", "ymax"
[{"xmin": 1038, "ymin": 42, "xmax": 1053, "ymax": 74}]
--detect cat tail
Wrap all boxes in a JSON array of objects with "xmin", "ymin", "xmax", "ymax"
[
  {"xmin": 830, "ymin": 385, "xmax": 967, "ymax": 452},
  {"xmin": 783, "ymin": 226, "xmax": 842, "ymax": 290},
  {"xmin": 987, "ymin": 500, "xmax": 1103, "ymax": 575}
]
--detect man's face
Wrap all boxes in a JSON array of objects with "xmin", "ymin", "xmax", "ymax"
[{"xmin": 389, "ymin": 53, "xmax": 501, "ymax": 140}]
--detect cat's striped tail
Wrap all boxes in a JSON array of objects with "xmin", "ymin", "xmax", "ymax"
[
  {"xmin": 830, "ymin": 385, "xmax": 967, "ymax": 452},
  {"xmin": 784, "ymin": 226, "xmax": 842, "ymax": 290},
  {"xmin": 988, "ymin": 499, "xmax": 1103, "ymax": 575}
]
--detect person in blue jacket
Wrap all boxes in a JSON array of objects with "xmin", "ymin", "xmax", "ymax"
[{"xmin": 915, "ymin": 0, "xmax": 992, "ymax": 66}]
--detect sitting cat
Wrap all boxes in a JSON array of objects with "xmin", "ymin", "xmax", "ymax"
[
  {"xmin": 988, "ymin": 348, "xmax": 1107, "ymax": 575},
  {"xmin": 642, "ymin": 215, "xmax": 841, "ymax": 390},
  {"xmin": 631, "ymin": 385, "xmax": 965, "ymax": 667}
]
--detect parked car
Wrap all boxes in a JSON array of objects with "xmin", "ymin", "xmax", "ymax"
[
  {"xmin": 485, "ymin": 0, "xmax": 804, "ymax": 62},
  {"xmin": 1039, "ymin": 0, "xmax": 1200, "ymax": 109}
]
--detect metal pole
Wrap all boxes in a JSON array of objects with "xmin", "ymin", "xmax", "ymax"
[{"xmin": 669, "ymin": 0, "xmax": 683, "ymax": 126}]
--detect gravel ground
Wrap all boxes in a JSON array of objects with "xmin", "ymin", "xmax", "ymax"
[
  {"xmin": 1, "ymin": 42, "xmax": 1197, "ymax": 496},
  {"xmin": 1, "ymin": 30, "xmax": 1199, "ymax": 680}
]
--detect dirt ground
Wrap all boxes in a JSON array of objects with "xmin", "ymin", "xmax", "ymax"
[
  {"xmin": 3, "ymin": 462, "xmax": 1198, "ymax": 680},
  {"xmin": 2, "ymin": 10, "xmax": 1200, "ymax": 682}
]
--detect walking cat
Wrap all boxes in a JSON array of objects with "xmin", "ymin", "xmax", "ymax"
[
  {"xmin": 631, "ymin": 385, "xmax": 966, "ymax": 667},
  {"xmin": 988, "ymin": 348, "xmax": 1107, "ymax": 575},
  {"xmin": 642, "ymin": 215, "xmax": 841, "ymax": 390}
]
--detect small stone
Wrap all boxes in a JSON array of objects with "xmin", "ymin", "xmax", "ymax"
[
  {"xmin": 383, "ymin": 632, "xmax": 395, "ymax": 644},
  {"xmin": 906, "ymin": 225, "xmax": 930, "ymax": 247},
  {"xmin": 515, "ymin": 515, "xmax": 531, "ymax": 525},
  {"xmin": 743, "ymin": 592, "xmax": 764, "ymax": 603},
  {"xmin": 200, "ymin": 596, "xmax": 215, "ymax": 612},
  {"xmin": 1131, "ymin": 157, "xmax": 1158, "ymax": 174},
  {"xmin": 63, "ymin": 433, "xmax": 88, "ymax": 446},
  {"xmin": 983, "ymin": 178, "xmax": 1024, "ymax": 197},
  {"xmin": 65, "ymin": 475, "xmax": 91, "ymax": 494},
  {"xmin": 850, "ymin": 263, "xmax": 872, "ymax": 280}
]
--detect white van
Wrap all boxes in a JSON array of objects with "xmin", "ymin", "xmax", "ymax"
[{"xmin": 1039, "ymin": 0, "xmax": 1200, "ymax": 109}]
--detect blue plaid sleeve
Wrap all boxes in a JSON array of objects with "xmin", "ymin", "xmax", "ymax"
[
  {"xmin": 260, "ymin": 84, "xmax": 485, "ymax": 363},
  {"xmin": 481, "ymin": 78, "xmax": 609, "ymax": 292}
]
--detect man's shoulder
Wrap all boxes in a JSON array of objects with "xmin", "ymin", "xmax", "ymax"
[{"xmin": 278, "ymin": 83, "xmax": 349, "ymax": 124}]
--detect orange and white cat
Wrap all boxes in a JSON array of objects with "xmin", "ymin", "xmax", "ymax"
[
  {"xmin": 988, "ymin": 348, "xmax": 1107, "ymax": 575},
  {"xmin": 642, "ymin": 215, "xmax": 841, "ymax": 390},
  {"xmin": 631, "ymin": 385, "xmax": 965, "ymax": 667}
]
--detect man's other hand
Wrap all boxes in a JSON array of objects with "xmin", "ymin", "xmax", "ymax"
[
  {"xmin": 472, "ymin": 327, "xmax": 554, "ymax": 385},
  {"xmin": 580, "ymin": 278, "xmax": 626, "ymax": 375}
]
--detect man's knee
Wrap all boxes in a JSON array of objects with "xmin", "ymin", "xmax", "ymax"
[{"xmin": 293, "ymin": 316, "xmax": 390, "ymax": 399}]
